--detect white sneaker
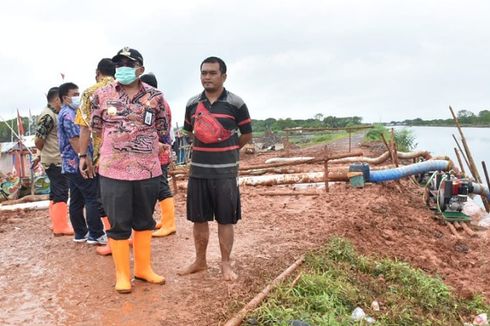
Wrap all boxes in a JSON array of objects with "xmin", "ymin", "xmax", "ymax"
[
  {"xmin": 87, "ymin": 234, "xmax": 108, "ymax": 245},
  {"xmin": 73, "ymin": 232, "xmax": 88, "ymax": 243}
]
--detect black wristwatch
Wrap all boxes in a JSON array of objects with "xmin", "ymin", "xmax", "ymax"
[{"xmin": 78, "ymin": 153, "xmax": 87, "ymax": 158}]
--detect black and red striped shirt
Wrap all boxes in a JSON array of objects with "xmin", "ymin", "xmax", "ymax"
[{"xmin": 184, "ymin": 89, "xmax": 252, "ymax": 179}]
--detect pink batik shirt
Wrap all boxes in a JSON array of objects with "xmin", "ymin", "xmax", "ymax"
[{"xmin": 90, "ymin": 81, "xmax": 169, "ymax": 181}]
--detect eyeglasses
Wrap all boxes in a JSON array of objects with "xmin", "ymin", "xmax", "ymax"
[{"xmin": 115, "ymin": 60, "xmax": 139, "ymax": 68}]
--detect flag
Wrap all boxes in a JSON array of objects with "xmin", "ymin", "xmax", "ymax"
[
  {"xmin": 17, "ymin": 109, "xmax": 25, "ymax": 137},
  {"xmin": 60, "ymin": 72, "xmax": 65, "ymax": 80}
]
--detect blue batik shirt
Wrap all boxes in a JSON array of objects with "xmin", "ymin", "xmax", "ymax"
[{"xmin": 58, "ymin": 104, "xmax": 93, "ymax": 174}]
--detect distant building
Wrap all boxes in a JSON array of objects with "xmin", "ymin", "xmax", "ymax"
[{"xmin": 0, "ymin": 135, "xmax": 37, "ymax": 177}]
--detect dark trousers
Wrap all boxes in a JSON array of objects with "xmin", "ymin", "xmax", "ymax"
[
  {"xmin": 100, "ymin": 176, "xmax": 159, "ymax": 240},
  {"xmin": 67, "ymin": 171, "xmax": 104, "ymax": 239},
  {"xmin": 95, "ymin": 175, "xmax": 107, "ymax": 217},
  {"xmin": 45, "ymin": 164, "xmax": 68, "ymax": 203},
  {"xmin": 157, "ymin": 164, "xmax": 173, "ymax": 201}
]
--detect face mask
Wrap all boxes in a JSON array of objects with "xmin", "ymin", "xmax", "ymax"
[
  {"xmin": 115, "ymin": 67, "xmax": 137, "ymax": 85},
  {"xmin": 70, "ymin": 96, "xmax": 81, "ymax": 108}
]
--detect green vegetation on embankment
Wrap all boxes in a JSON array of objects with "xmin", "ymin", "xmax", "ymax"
[
  {"xmin": 364, "ymin": 124, "xmax": 416, "ymax": 152},
  {"xmin": 247, "ymin": 237, "xmax": 489, "ymax": 326}
]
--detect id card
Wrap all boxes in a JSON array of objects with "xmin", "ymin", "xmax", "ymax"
[{"xmin": 144, "ymin": 108, "xmax": 154, "ymax": 126}]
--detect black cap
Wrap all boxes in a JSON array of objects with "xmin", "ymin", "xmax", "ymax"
[
  {"xmin": 140, "ymin": 73, "xmax": 158, "ymax": 88},
  {"xmin": 112, "ymin": 47, "xmax": 144, "ymax": 65}
]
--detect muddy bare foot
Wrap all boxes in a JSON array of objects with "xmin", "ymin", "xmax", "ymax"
[
  {"xmin": 177, "ymin": 261, "xmax": 208, "ymax": 276},
  {"xmin": 221, "ymin": 261, "xmax": 238, "ymax": 281}
]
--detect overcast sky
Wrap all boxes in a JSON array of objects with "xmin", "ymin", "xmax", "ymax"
[{"xmin": 1, "ymin": 0, "xmax": 490, "ymax": 125}]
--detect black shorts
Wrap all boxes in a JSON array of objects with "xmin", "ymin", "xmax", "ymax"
[
  {"xmin": 100, "ymin": 176, "xmax": 159, "ymax": 240},
  {"xmin": 186, "ymin": 177, "xmax": 241, "ymax": 225}
]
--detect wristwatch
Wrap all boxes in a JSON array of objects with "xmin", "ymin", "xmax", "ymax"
[{"xmin": 78, "ymin": 153, "xmax": 87, "ymax": 158}]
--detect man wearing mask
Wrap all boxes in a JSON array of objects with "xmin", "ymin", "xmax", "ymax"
[
  {"xmin": 34, "ymin": 87, "xmax": 73, "ymax": 236},
  {"xmin": 58, "ymin": 82, "xmax": 106, "ymax": 245},
  {"xmin": 90, "ymin": 47, "xmax": 168, "ymax": 293},
  {"xmin": 76, "ymin": 58, "xmax": 116, "ymax": 256}
]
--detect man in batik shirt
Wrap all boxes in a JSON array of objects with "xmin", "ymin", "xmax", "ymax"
[{"xmin": 90, "ymin": 47, "xmax": 169, "ymax": 294}]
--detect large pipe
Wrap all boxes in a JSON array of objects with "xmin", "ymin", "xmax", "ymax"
[
  {"xmin": 330, "ymin": 150, "xmax": 431, "ymax": 165},
  {"xmin": 471, "ymin": 183, "xmax": 490, "ymax": 201},
  {"xmin": 368, "ymin": 160, "xmax": 452, "ymax": 183}
]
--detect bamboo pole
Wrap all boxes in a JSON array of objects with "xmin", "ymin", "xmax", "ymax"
[
  {"xmin": 224, "ymin": 256, "xmax": 305, "ymax": 326},
  {"xmin": 449, "ymin": 106, "xmax": 490, "ymax": 212},
  {"xmin": 324, "ymin": 159, "xmax": 329, "ymax": 193},
  {"xmin": 452, "ymin": 134, "xmax": 470, "ymax": 171},
  {"xmin": 461, "ymin": 222, "xmax": 477, "ymax": 237},
  {"xmin": 348, "ymin": 130, "xmax": 352, "ymax": 152},
  {"xmin": 453, "ymin": 148, "xmax": 466, "ymax": 176},
  {"xmin": 285, "ymin": 130, "xmax": 290, "ymax": 156},
  {"xmin": 240, "ymin": 151, "xmax": 363, "ymax": 171},
  {"xmin": 380, "ymin": 133, "xmax": 396, "ymax": 166},
  {"xmin": 482, "ymin": 161, "xmax": 490, "ymax": 193},
  {"xmin": 390, "ymin": 128, "xmax": 399, "ymax": 167}
]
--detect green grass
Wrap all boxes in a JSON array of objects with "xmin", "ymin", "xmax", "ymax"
[
  {"xmin": 289, "ymin": 131, "xmax": 349, "ymax": 147},
  {"xmin": 246, "ymin": 237, "xmax": 488, "ymax": 326},
  {"xmin": 364, "ymin": 124, "xmax": 416, "ymax": 152}
]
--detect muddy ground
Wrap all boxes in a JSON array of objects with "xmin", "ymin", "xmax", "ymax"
[{"xmin": 0, "ymin": 134, "xmax": 489, "ymax": 325}]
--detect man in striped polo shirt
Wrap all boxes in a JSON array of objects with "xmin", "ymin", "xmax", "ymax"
[{"xmin": 178, "ymin": 57, "xmax": 252, "ymax": 281}]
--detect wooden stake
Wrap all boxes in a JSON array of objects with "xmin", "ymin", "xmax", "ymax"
[
  {"xmin": 224, "ymin": 256, "xmax": 305, "ymax": 326},
  {"xmin": 453, "ymin": 222, "xmax": 463, "ymax": 230},
  {"xmin": 348, "ymin": 130, "xmax": 352, "ymax": 152},
  {"xmin": 461, "ymin": 222, "xmax": 477, "ymax": 238},
  {"xmin": 453, "ymin": 147, "xmax": 466, "ymax": 176},
  {"xmin": 447, "ymin": 222, "xmax": 462, "ymax": 239},
  {"xmin": 482, "ymin": 161, "xmax": 490, "ymax": 193},
  {"xmin": 452, "ymin": 134, "xmax": 470, "ymax": 171},
  {"xmin": 380, "ymin": 133, "xmax": 396, "ymax": 165},
  {"xmin": 390, "ymin": 128, "xmax": 399, "ymax": 167}
]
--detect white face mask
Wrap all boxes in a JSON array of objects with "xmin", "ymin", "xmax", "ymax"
[{"xmin": 70, "ymin": 96, "xmax": 81, "ymax": 108}]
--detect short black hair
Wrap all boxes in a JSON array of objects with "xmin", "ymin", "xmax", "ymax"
[
  {"xmin": 201, "ymin": 56, "xmax": 227, "ymax": 74},
  {"xmin": 140, "ymin": 73, "xmax": 158, "ymax": 88},
  {"xmin": 58, "ymin": 82, "xmax": 78, "ymax": 101},
  {"xmin": 97, "ymin": 58, "xmax": 115, "ymax": 77},
  {"xmin": 46, "ymin": 87, "xmax": 59, "ymax": 103}
]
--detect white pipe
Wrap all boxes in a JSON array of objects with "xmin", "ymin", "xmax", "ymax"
[{"xmin": 0, "ymin": 200, "xmax": 50, "ymax": 211}]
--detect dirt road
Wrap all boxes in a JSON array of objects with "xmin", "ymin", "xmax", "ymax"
[{"xmin": 1, "ymin": 136, "xmax": 489, "ymax": 325}]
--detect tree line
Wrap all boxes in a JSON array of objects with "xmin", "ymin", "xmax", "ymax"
[
  {"xmin": 0, "ymin": 116, "xmax": 33, "ymax": 142},
  {"xmin": 252, "ymin": 115, "xmax": 363, "ymax": 133},
  {"xmin": 392, "ymin": 109, "xmax": 490, "ymax": 126}
]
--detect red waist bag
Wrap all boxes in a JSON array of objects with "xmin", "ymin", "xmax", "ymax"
[{"xmin": 193, "ymin": 102, "xmax": 233, "ymax": 144}]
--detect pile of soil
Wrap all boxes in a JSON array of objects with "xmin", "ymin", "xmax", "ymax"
[{"xmin": 0, "ymin": 137, "xmax": 488, "ymax": 325}]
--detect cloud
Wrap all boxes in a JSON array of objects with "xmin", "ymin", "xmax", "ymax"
[{"xmin": 2, "ymin": 0, "xmax": 490, "ymax": 125}]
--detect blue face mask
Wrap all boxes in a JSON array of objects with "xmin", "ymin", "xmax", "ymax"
[
  {"xmin": 70, "ymin": 96, "xmax": 81, "ymax": 108},
  {"xmin": 115, "ymin": 67, "xmax": 137, "ymax": 85}
]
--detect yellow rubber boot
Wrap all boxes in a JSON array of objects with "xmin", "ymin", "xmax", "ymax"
[
  {"xmin": 109, "ymin": 238, "xmax": 131, "ymax": 293},
  {"xmin": 51, "ymin": 202, "xmax": 74, "ymax": 236},
  {"xmin": 152, "ymin": 198, "xmax": 176, "ymax": 237},
  {"xmin": 133, "ymin": 231, "xmax": 165, "ymax": 284}
]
